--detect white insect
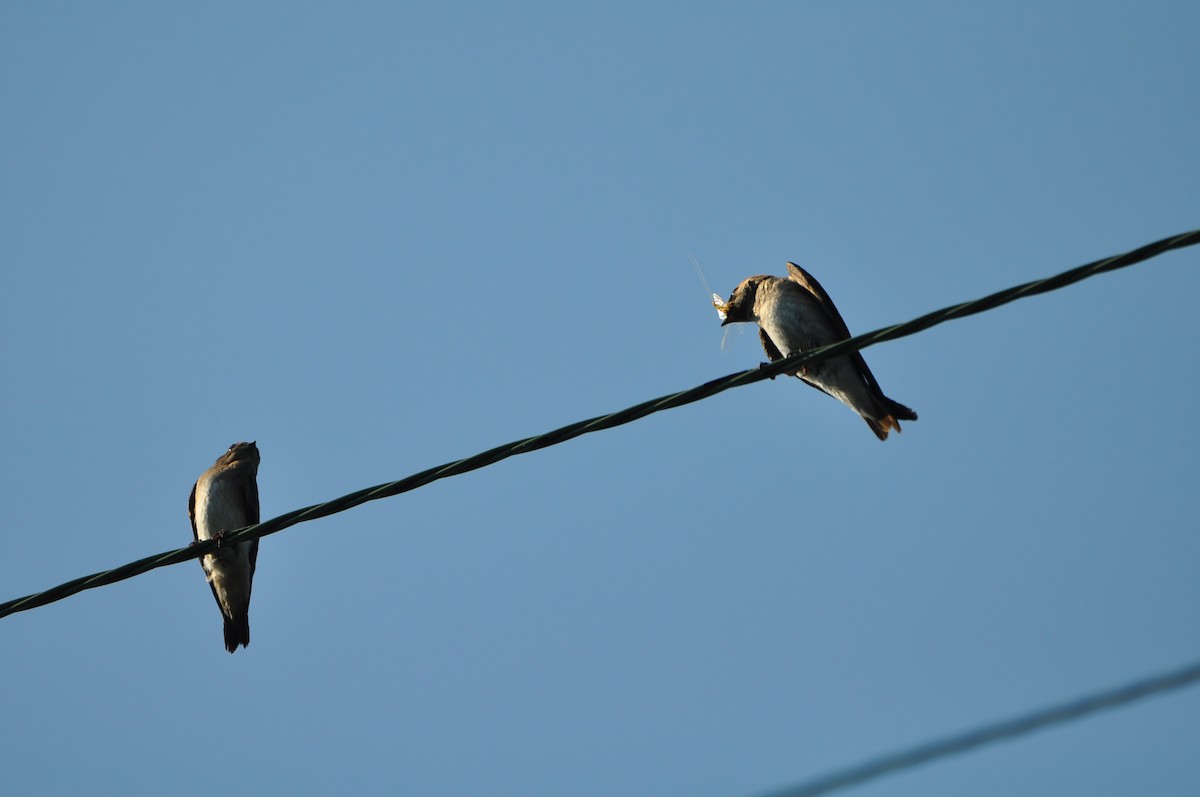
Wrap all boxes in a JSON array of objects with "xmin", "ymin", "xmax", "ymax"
[
  {"xmin": 690, "ymin": 254, "xmax": 740, "ymax": 349},
  {"xmin": 712, "ymin": 292, "xmax": 728, "ymax": 321}
]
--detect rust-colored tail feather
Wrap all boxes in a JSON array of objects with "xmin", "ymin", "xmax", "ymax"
[
  {"xmin": 866, "ymin": 399, "xmax": 918, "ymax": 441},
  {"xmin": 865, "ymin": 415, "xmax": 899, "ymax": 441}
]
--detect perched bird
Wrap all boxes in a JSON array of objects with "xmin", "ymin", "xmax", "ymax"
[
  {"xmin": 189, "ymin": 441, "xmax": 261, "ymax": 652},
  {"xmin": 717, "ymin": 263, "xmax": 917, "ymax": 440}
]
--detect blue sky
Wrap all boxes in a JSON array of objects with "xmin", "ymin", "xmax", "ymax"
[{"xmin": 2, "ymin": 3, "xmax": 1198, "ymax": 795}]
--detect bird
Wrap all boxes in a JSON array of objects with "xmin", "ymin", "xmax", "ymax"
[
  {"xmin": 189, "ymin": 441, "xmax": 261, "ymax": 652},
  {"xmin": 716, "ymin": 262, "xmax": 917, "ymax": 440}
]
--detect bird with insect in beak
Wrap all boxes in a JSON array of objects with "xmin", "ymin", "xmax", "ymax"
[
  {"xmin": 189, "ymin": 441, "xmax": 261, "ymax": 652},
  {"xmin": 714, "ymin": 263, "xmax": 917, "ymax": 441}
]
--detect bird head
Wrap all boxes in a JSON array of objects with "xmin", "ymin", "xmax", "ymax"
[
  {"xmin": 719, "ymin": 276, "xmax": 768, "ymax": 326},
  {"xmin": 220, "ymin": 441, "xmax": 260, "ymax": 468}
]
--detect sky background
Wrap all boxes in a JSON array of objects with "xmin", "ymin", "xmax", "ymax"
[{"xmin": 2, "ymin": 3, "xmax": 1198, "ymax": 796}]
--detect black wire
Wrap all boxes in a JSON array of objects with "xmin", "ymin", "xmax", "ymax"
[
  {"xmin": 1, "ymin": 229, "xmax": 1196, "ymax": 620},
  {"xmin": 752, "ymin": 658, "xmax": 1200, "ymax": 797}
]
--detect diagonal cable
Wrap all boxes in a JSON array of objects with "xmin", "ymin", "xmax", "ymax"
[
  {"xmin": 1, "ymin": 229, "xmax": 1197, "ymax": 619},
  {"xmin": 750, "ymin": 657, "xmax": 1200, "ymax": 797}
]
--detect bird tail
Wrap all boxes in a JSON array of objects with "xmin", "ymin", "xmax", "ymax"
[
  {"xmin": 866, "ymin": 399, "xmax": 918, "ymax": 441},
  {"xmin": 223, "ymin": 613, "xmax": 250, "ymax": 653}
]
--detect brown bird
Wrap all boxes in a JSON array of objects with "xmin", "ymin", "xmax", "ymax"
[
  {"xmin": 189, "ymin": 441, "xmax": 261, "ymax": 652},
  {"xmin": 717, "ymin": 263, "xmax": 917, "ymax": 440}
]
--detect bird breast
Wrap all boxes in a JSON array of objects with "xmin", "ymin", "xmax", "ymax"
[
  {"xmin": 193, "ymin": 477, "xmax": 249, "ymax": 542},
  {"xmin": 756, "ymin": 280, "xmax": 837, "ymax": 355}
]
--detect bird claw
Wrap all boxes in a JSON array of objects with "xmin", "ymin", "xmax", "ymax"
[
  {"xmin": 757, "ymin": 362, "xmax": 778, "ymax": 380},
  {"xmin": 214, "ymin": 530, "xmax": 228, "ymax": 549}
]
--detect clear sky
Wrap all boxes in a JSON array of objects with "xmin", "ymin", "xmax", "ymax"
[{"xmin": 2, "ymin": 4, "xmax": 1198, "ymax": 796}]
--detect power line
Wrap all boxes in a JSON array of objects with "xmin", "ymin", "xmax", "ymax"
[
  {"xmin": 751, "ymin": 657, "xmax": 1200, "ymax": 797},
  {"xmin": 1, "ymin": 228, "xmax": 1196, "ymax": 620}
]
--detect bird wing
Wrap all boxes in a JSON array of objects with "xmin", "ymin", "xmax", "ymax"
[
  {"xmin": 785, "ymin": 262, "xmax": 854, "ymax": 341},
  {"xmin": 189, "ymin": 477, "xmax": 227, "ymax": 615},
  {"xmin": 244, "ymin": 472, "xmax": 261, "ymax": 580},
  {"xmin": 188, "ymin": 482, "xmax": 199, "ymax": 542},
  {"xmin": 784, "ymin": 262, "xmax": 888, "ymax": 399},
  {"xmin": 758, "ymin": 327, "xmax": 786, "ymax": 362}
]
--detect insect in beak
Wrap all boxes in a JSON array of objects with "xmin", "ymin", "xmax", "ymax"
[{"xmin": 712, "ymin": 293, "xmax": 728, "ymax": 322}]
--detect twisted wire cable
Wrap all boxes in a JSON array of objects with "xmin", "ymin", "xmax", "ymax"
[
  {"xmin": 752, "ymin": 657, "xmax": 1200, "ymax": 797},
  {"xmin": 1, "ymin": 229, "xmax": 1196, "ymax": 619}
]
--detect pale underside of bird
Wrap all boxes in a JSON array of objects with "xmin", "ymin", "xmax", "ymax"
[
  {"xmin": 716, "ymin": 262, "xmax": 917, "ymax": 440},
  {"xmin": 189, "ymin": 441, "xmax": 261, "ymax": 652}
]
